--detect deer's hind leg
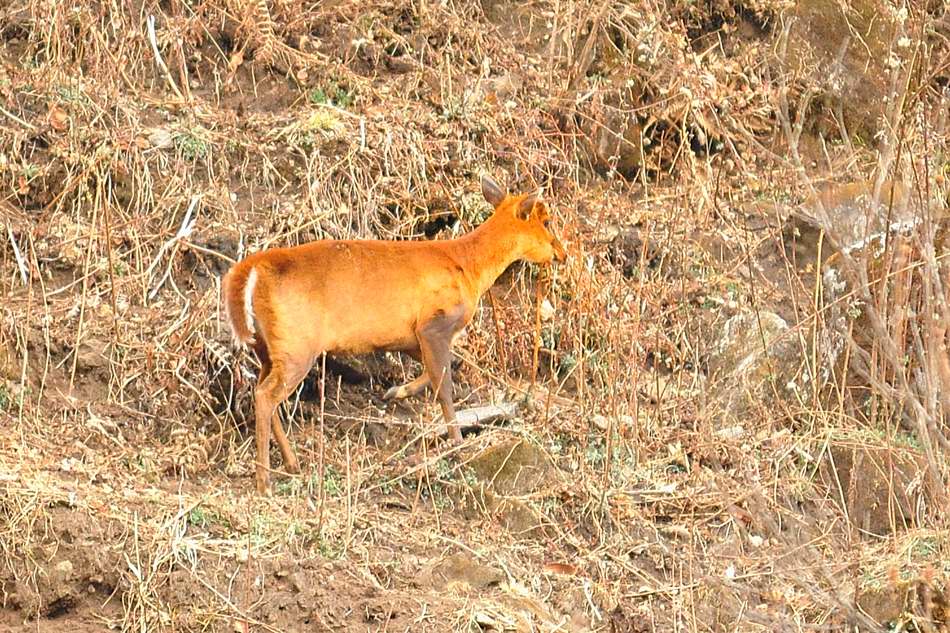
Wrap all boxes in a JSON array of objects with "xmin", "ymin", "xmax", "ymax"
[
  {"xmin": 253, "ymin": 340, "xmax": 300, "ymax": 474},
  {"xmin": 253, "ymin": 349, "xmax": 312, "ymax": 494}
]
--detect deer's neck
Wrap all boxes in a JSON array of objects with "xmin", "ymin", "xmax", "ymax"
[{"xmin": 454, "ymin": 217, "xmax": 523, "ymax": 298}]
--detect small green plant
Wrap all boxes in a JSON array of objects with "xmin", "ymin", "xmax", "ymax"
[
  {"xmin": 174, "ymin": 127, "xmax": 211, "ymax": 161},
  {"xmin": 557, "ymin": 353, "xmax": 577, "ymax": 375},
  {"xmin": 0, "ymin": 383, "xmax": 10, "ymax": 410},
  {"xmin": 55, "ymin": 85, "xmax": 90, "ymax": 105},
  {"xmin": 459, "ymin": 466, "xmax": 479, "ymax": 488},
  {"xmin": 428, "ymin": 485, "xmax": 452, "ymax": 511},
  {"xmin": 434, "ymin": 458, "xmax": 454, "ymax": 482},
  {"xmin": 894, "ymin": 431, "xmax": 922, "ymax": 450},
  {"xmin": 187, "ymin": 506, "xmax": 228, "ymax": 530},
  {"xmin": 21, "ymin": 163, "xmax": 39, "ymax": 180},
  {"xmin": 725, "ymin": 281, "xmax": 741, "ymax": 301},
  {"xmin": 310, "ymin": 466, "xmax": 344, "ymax": 498},
  {"xmin": 911, "ymin": 535, "xmax": 939, "ymax": 559},
  {"xmin": 309, "ymin": 81, "xmax": 354, "ymax": 108},
  {"xmin": 585, "ymin": 438, "xmax": 607, "ymax": 468},
  {"xmin": 859, "ymin": 567, "xmax": 883, "ymax": 591},
  {"xmin": 309, "ymin": 87, "xmax": 329, "ymax": 105},
  {"xmin": 846, "ymin": 299, "xmax": 863, "ymax": 319},
  {"xmin": 286, "ymin": 111, "xmax": 344, "ymax": 151},
  {"xmin": 249, "ymin": 512, "xmax": 271, "ymax": 544},
  {"xmin": 285, "ymin": 520, "xmax": 307, "ymax": 540},
  {"xmin": 549, "ymin": 433, "xmax": 569, "ymax": 456},
  {"xmin": 541, "ymin": 327, "xmax": 560, "ymax": 350},
  {"xmin": 306, "ymin": 110, "xmax": 343, "ymax": 132},
  {"xmin": 126, "ymin": 450, "xmax": 159, "ymax": 475},
  {"xmin": 274, "ymin": 477, "xmax": 301, "ymax": 497}
]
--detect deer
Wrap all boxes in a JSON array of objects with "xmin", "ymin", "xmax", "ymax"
[{"xmin": 222, "ymin": 175, "xmax": 566, "ymax": 494}]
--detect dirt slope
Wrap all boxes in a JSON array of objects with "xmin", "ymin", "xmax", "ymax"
[{"xmin": 1, "ymin": 0, "xmax": 949, "ymax": 631}]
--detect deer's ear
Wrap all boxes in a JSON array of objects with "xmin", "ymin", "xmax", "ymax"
[
  {"xmin": 517, "ymin": 188, "xmax": 542, "ymax": 220},
  {"xmin": 481, "ymin": 175, "xmax": 506, "ymax": 207}
]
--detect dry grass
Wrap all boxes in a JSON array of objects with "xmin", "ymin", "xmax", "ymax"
[{"xmin": 1, "ymin": 0, "xmax": 949, "ymax": 631}]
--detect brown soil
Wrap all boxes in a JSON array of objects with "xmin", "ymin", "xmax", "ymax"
[{"xmin": 2, "ymin": 0, "xmax": 949, "ymax": 631}]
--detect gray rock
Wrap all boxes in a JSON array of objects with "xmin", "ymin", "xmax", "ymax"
[
  {"xmin": 709, "ymin": 310, "xmax": 805, "ymax": 419},
  {"xmin": 459, "ymin": 440, "xmax": 558, "ymax": 536},
  {"xmin": 787, "ymin": 180, "xmax": 917, "ymax": 261}
]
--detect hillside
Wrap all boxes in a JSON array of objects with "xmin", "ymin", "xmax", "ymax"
[{"xmin": 1, "ymin": 0, "xmax": 949, "ymax": 631}]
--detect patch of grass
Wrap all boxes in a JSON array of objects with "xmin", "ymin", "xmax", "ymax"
[
  {"xmin": 725, "ymin": 281, "xmax": 741, "ymax": 301},
  {"xmin": 541, "ymin": 327, "xmax": 560, "ymax": 350},
  {"xmin": 427, "ymin": 485, "xmax": 452, "ymax": 510},
  {"xmin": 894, "ymin": 431, "xmax": 923, "ymax": 451},
  {"xmin": 583, "ymin": 432, "xmax": 639, "ymax": 482},
  {"xmin": 126, "ymin": 451, "xmax": 159, "ymax": 476},
  {"xmin": 838, "ymin": 425, "xmax": 924, "ymax": 451},
  {"xmin": 286, "ymin": 519, "xmax": 308, "ymax": 541},
  {"xmin": 276, "ymin": 466, "xmax": 346, "ymax": 498},
  {"xmin": 305, "ymin": 110, "xmax": 344, "ymax": 133},
  {"xmin": 0, "ymin": 383, "xmax": 9, "ymax": 410},
  {"xmin": 541, "ymin": 496, "xmax": 559, "ymax": 514},
  {"xmin": 548, "ymin": 433, "xmax": 570, "ymax": 457},
  {"xmin": 416, "ymin": 460, "xmax": 459, "ymax": 510}
]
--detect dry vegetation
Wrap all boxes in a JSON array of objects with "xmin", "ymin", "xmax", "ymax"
[{"xmin": 1, "ymin": 0, "xmax": 949, "ymax": 631}]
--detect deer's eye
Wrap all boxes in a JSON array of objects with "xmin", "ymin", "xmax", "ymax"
[{"xmin": 542, "ymin": 218, "xmax": 551, "ymax": 229}]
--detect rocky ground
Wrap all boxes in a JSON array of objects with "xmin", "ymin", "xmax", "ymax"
[{"xmin": 1, "ymin": 0, "xmax": 949, "ymax": 631}]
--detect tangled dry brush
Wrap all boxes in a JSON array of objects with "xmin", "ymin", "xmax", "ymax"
[{"xmin": 1, "ymin": 0, "xmax": 950, "ymax": 630}]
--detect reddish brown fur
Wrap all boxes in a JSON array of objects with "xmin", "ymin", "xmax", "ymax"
[{"xmin": 223, "ymin": 176, "xmax": 566, "ymax": 494}]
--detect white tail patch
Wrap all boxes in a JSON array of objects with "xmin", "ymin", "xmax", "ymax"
[{"xmin": 243, "ymin": 267, "xmax": 258, "ymax": 338}]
